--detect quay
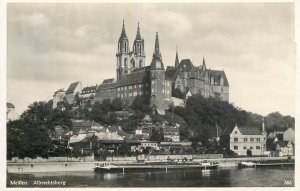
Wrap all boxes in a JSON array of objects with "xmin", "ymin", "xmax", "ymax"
[{"xmin": 7, "ymin": 156, "xmax": 294, "ymax": 173}]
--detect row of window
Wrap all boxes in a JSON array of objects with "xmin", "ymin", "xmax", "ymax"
[
  {"xmin": 152, "ymin": 80, "xmax": 171, "ymax": 87},
  {"xmin": 151, "ymin": 88, "xmax": 170, "ymax": 95},
  {"xmin": 233, "ymin": 137, "xmax": 261, "ymax": 142},
  {"xmin": 233, "ymin": 146, "xmax": 261, "ymax": 150},
  {"xmin": 82, "ymin": 89, "xmax": 95, "ymax": 94},
  {"xmin": 117, "ymin": 91, "xmax": 148, "ymax": 98},
  {"xmin": 117, "ymin": 84, "xmax": 149, "ymax": 91}
]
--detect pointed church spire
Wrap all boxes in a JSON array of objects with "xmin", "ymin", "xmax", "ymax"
[
  {"xmin": 136, "ymin": 22, "xmax": 142, "ymax": 40},
  {"xmin": 150, "ymin": 32, "xmax": 164, "ymax": 70},
  {"xmin": 202, "ymin": 57, "xmax": 206, "ymax": 70},
  {"xmin": 175, "ymin": 46, "xmax": 179, "ymax": 67},
  {"xmin": 154, "ymin": 32, "xmax": 160, "ymax": 56},
  {"xmin": 120, "ymin": 19, "xmax": 127, "ymax": 38}
]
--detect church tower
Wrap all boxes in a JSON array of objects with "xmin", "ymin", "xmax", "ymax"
[
  {"xmin": 131, "ymin": 23, "xmax": 145, "ymax": 69},
  {"xmin": 150, "ymin": 32, "xmax": 166, "ymax": 110},
  {"xmin": 116, "ymin": 20, "xmax": 130, "ymax": 81}
]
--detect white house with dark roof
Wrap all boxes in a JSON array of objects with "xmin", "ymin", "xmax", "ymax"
[{"xmin": 221, "ymin": 122, "xmax": 267, "ymax": 156}]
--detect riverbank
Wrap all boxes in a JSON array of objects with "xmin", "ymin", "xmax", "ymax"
[{"xmin": 7, "ymin": 156, "xmax": 293, "ymax": 173}]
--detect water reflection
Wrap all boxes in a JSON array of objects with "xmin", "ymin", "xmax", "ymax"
[{"xmin": 7, "ymin": 167, "xmax": 294, "ymax": 187}]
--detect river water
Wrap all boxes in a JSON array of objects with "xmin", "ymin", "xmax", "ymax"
[{"xmin": 7, "ymin": 167, "xmax": 294, "ymax": 187}]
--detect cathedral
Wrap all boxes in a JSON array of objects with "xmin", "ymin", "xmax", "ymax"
[{"xmin": 53, "ymin": 21, "xmax": 229, "ymax": 111}]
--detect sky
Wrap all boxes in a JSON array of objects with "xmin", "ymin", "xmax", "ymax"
[{"xmin": 6, "ymin": 3, "xmax": 295, "ymax": 117}]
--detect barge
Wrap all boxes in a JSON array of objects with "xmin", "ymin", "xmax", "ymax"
[
  {"xmin": 238, "ymin": 159, "xmax": 294, "ymax": 168},
  {"xmin": 94, "ymin": 161, "xmax": 219, "ymax": 173}
]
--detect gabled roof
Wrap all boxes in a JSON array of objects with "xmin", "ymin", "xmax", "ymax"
[
  {"xmin": 177, "ymin": 59, "xmax": 196, "ymax": 72},
  {"xmin": 238, "ymin": 126, "xmax": 262, "ymax": 135},
  {"xmin": 222, "ymin": 125, "xmax": 262, "ymax": 136},
  {"xmin": 53, "ymin": 89, "xmax": 65, "ymax": 96},
  {"xmin": 165, "ymin": 68, "xmax": 178, "ymax": 82},
  {"xmin": 118, "ymin": 69, "xmax": 149, "ymax": 87},
  {"xmin": 66, "ymin": 82, "xmax": 80, "ymax": 94},
  {"xmin": 277, "ymin": 141, "xmax": 292, "ymax": 147},
  {"xmin": 103, "ymin": 78, "xmax": 115, "ymax": 84},
  {"xmin": 209, "ymin": 70, "xmax": 229, "ymax": 86},
  {"xmin": 97, "ymin": 82, "xmax": 118, "ymax": 91}
]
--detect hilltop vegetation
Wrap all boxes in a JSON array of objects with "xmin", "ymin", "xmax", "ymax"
[{"xmin": 7, "ymin": 94, "xmax": 294, "ymax": 159}]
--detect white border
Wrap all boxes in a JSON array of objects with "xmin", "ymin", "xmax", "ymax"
[{"xmin": 1, "ymin": 0, "xmax": 299, "ymax": 190}]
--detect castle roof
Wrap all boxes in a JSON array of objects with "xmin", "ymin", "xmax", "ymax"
[
  {"xmin": 102, "ymin": 78, "xmax": 115, "ymax": 84},
  {"xmin": 53, "ymin": 88, "xmax": 65, "ymax": 96},
  {"xmin": 118, "ymin": 69, "xmax": 149, "ymax": 86},
  {"xmin": 66, "ymin": 82, "xmax": 80, "ymax": 94},
  {"xmin": 177, "ymin": 59, "xmax": 196, "ymax": 72},
  {"xmin": 209, "ymin": 70, "xmax": 229, "ymax": 86},
  {"xmin": 97, "ymin": 82, "xmax": 118, "ymax": 91}
]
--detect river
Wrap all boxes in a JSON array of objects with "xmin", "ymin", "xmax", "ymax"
[{"xmin": 7, "ymin": 167, "xmax": 294, "ymax": 187}]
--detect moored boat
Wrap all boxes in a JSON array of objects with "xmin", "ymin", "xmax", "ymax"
[
  {"xmin": 238, "ymin": 161, "xmax": 256, "ymax": 168},
  {"xmin": 94, "ymin": 161, "xmax": 219, "ymax": 173}
]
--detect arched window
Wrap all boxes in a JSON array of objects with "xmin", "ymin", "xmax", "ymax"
[
  {"xmin": 139, "ymin": 60, "xmax": 142, "ymax": 68},
  {"xmin": 131, "ymin": 60, "xmax": 135, "ymax": 68},
  {"xmin": 124, "ymin": 58, "xmax": 128, "ymax": 67}
]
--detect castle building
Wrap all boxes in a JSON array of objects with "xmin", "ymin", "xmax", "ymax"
[
  {"xmin": 53, "ymin": 21, "xmax": 229, "ymax": 111},
  {"xmin": 166, "ymin": 52, "xmax": 229, "ymax": 101},
  {"xmin": 95, "ymin": 21, "xmax": 172, "ymax": 111}
]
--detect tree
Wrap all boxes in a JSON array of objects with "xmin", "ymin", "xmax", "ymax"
[
  {"xmin": 150, "ymin": 128, "xmax": 163, "ymax": 142},
  {"xmin": 101, "ymin": 99, "xmax": 112, "ymax": 113},
  {"xmin": 89, "ymin": 101, "xmax": 104, "ymax": 122},
  {"xmin": 172, "ymin": 88, "xmax": 185, "ymax": 99},
  {"xmin": 131, "ymin": 95, "xmax": 151, "ymax": 113},
  {"xmin": 111, "ymin": 98, "xmax": 124, "ymax": 111}
]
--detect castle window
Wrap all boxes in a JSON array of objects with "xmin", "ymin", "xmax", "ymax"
[
  {"xmin": 162, "ymin": 89, "xmax": 165, "ymax": 93},
  {"xmin": 244, "ymin": 138, "xmax": 247, "ymax": 142},
  {"xmin": 234, "ymin": 146, "xmax": 238, "ymax": 150},
  {"xmin": 256, "ymin": 146, "xmax": 260, "ymax": 150},
  {"xmin": 139, "ymin": 60, "xmax": 142, "ymax": 68},
  {"xmin": 151, "ymin": 88, "xmax": 154, "ymax": 93},
  {"xmin": 234, "ymin": 138, "xmax": 238, "ymax": 142},
  {"xmin": 243, "ymin": 146, "xmax": 247, "ymax": 150},
  {"xmin": 152, "ymin": 80, "xmax": 156, "ymax": 85},
  {"xmin": 250, "ymin": 138, "xmax": 254, "ymax": 142},
  {"xmin": 256, "ymin": 138, "xmax": 260, "ymax": 142},
  {"xmin": 124, "ymin": 58, "xmax": 128, "ymax": 67}
]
